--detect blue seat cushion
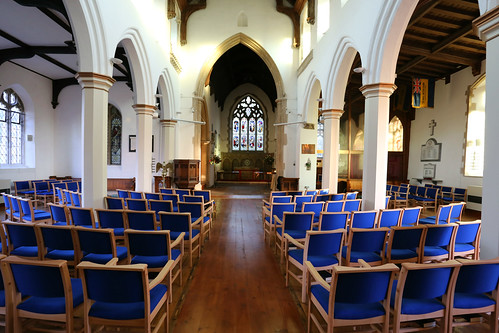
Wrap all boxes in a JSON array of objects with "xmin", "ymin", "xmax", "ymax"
[
  {"xmin": 89, "ymin": 284, "xmax": 167, "ymax": 320},
  {"xmin": 83, "ymin": 246, "xmax": 127, "ymax": 264},
  {"xmin": 11, "ymin": 246, "xmax": 38, "ymax": 257},
  {"xmin": 17, "ymin": 278, "xmax": 83, "ymax": 314},
  {"xmin": 453, "ymin": 292, "xmax": 495, "ymax": 309},
  {"xmin": 170, "ymin": 230, "xmax": 200, "ymax": 240},
  {"xmin": 289, "ymin": 249, "xmax": 339, "ymax": 267},
  {"xmin": 397, "ymin": 298, "xmax": 445, "ymax": 315},
  {"xmin": 342, "ymin": 248, "xmax": 382, "ymax": 263},
  {"xmin": 46, "ymin": 249, "xmax": 75, "ymax": 261},
  {"xmin": 23, "ymin": 212, "xmax": 51, "ymax": 222},
  {"xmin": 388, "ymin": 249, "xmax": 418, "ymax": 260},
  {"xmin": 0, "ymin": 290, "xmax": 5, "ymax": 307},
  {"xmin": 131, "ymin": 249, "xmax": 181, "ymax": 268},
  {"xmin": 418, "ymin": 218, "xmax": 437, "ymax": 225},
  {"xmin": 455, "ymin": 243, "xmax": 474, "ymax": 253},
  {"xmin": 423, "ymin": 246, "xmax": 448, "ymax": 257},
  {"xmin": 311, "ymin": 285, "xmax": 385, "ymax": 319},
  {"xmin": 277, "ymin": 229, "xmax": 307, "ymax": 239}
]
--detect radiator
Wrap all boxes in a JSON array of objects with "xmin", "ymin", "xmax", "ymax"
[{"xmin": 467, "ymin": 185, "xmax": 482, "ymax": 211}]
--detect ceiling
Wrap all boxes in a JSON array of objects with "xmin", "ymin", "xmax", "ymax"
[{"xmin": 0, "ymin": 0, "xmax": 486, "ymax": 111}]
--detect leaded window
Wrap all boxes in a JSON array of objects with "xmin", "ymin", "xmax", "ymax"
[
  {"xmin": 108, "ymin": 104, "xmax": 122, "ymax": 165},
  {"xmin": 388, "ymin": 116, "xmax": 403, "ymax": 152},
  {"xmin": 0, "ymin": 89, "xmax": 24, "ymax": 165},
  {"xmin": 232, "ymin": 95, "xmax": 264, "ymax": 151}
]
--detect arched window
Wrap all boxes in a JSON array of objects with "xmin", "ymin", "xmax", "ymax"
[
  {"xmin": 0, "ymin": 89, "xmax": 24, "ymax": 165},
  {"xmin": 388, "ymin": 116, "xmax": 403, "ymax": 152},
  {"xmin": 108, "ymin": 104, "xmax": 122, "ymax": 165},
  {"xmin": 317, "ymin": 115, "xmax": 324, "ymax": 158},
  {"xmin": 232, "ymin": 95, "xmax": 264, "ymax": 152}
]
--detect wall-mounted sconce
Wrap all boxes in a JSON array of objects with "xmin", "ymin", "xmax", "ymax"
[
  {"xmin": 110, "ymin": 57, "xmax": 123, "ymax": 65},
  {"xmin": 306, "ymin": 158, "xmax": 312, "ymax": 170},
  {"xmin": 353, "ymin": 67, "xmax": 365, "ymax": 74}
]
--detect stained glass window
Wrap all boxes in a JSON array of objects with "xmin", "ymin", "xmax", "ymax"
[
  {"xmin": 232, "ymin": 95, "xmax": 264, "ymax": 151},
  {"xmin": 108, "ymin": 104, "xmax": 122, "ymax": 165},
  {"xmin": 0, "ymin": 89, "xmax": 24, "ymax": 165},
  {"xmin": 388, "ymin": 116, "xmax": 403, "ymax": 152},
  {"xmin": 317, "ymin": 115, "xmax": 324, "ymax": 158},
  {"xmin": 465, "ymin": 75, "xmax": 485, "ymax": 177}
]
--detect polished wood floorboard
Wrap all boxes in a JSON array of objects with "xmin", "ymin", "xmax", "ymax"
[{"xmin": 172, "ymin": 183, "xmax": 305, "ymax": 332}]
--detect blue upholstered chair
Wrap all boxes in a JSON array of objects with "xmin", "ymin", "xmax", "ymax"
[
  {"xmin": 306, "ymin": 260, "xmax": 398, "ymax": 333},
  {"xmin": 77, "ymin": 260, "xmax": 172, "ymax": 332},
  {"xmin": 342, "ymin": 228, "xmax": 390, "ymax": 266},
  {"xmin": 52, "ymin": 182, "xmax": 67, "ymax": 204},
  {"xmin": 18, "ymin": 197, "xmax": 52, "ymax": 224},
  {"xmin": 343, "ymin": 199, "xmax": 361, "ymax": 213},
  {"xmin": 2, "ymin": 193, "xmax": 12, "ymax": 221},
  {"xmin": 391, "ymin": 186, "xmax": 409, "ymax": 208},
  {"xmin": 144, "ymin": 192, "xmax": 161, "ymax": 200},
  {"xmin": 345, "ymin": 191, "xmax": 358, "ymax": 200},
  {"xmin": 419, "ymin": 204, "xmax": 452, "ymax": 225},
  {"xmin": 400, "ymin": 206, "xmax": 422, "ymax": 226},
  {"xmin": 95, "ymin": 209, "xmax": 127, "ymax": 240},
  {"xmin": 318, "ymin": 189, "xmax": 329, "ymax": 195},
  {"xmin": 330, "ymin": 193, "xmax": 345, "ymax": 201},
  {"xmin": 302, "ymin": 201, "xmax": 324, "ymax": 224},
  {"xmin": 377, "ymin": 208, "xmax": 403, "ymax": 228},
  {"xmin": 454, "ymin": 220, "xmax": 481, "ymax": 259},
  {"xmin": 66, "ymin": 181, "xmax": 79, "ymax": 192},
  {"xmin": 125, "ymin": 198, "xmax": 148, "ymax": 211},
  {"xmin": 314, "ymin": 193, "xmax": 331, "ymax": 203},
  {"xmin": 36, "ymin": 224, "xmax": 77, "ymax": 268},
  {"xmin": 73, "ymin": 227, "xmax": 127, "ymax": 265},
  {"xmin": 449, "ymin": 258, "xmax": 499, "ymax": 331},
  {"xmin": 149, "ymin": 199, "xmax": 173, "ymax": 223},
  {"xmin": 287, "ymin": 191, "xmax": 303, "ymax": 198},
  {"xmin": 125, "ymin": 210, "xmax": 157, "ymax": 230},
  {"xmin": 193, "ymin": 189, "xmax": 216, "ymax": 216},
  {"xmin": 159, "ymin": 188, "xmax": 174, "ymax": 195},
  {"xmin": 125, "ymin": 229, "xmax": 184, "ymax": 302},
  {"xmin": 0, "ymin": 254, "xmax": 6, "ymax": 326},
  {"xmin": 183, "ymin": 195, "xmax": 213, "ymax": 220},
  {"xmin": 317, "ymin": 212, "xmax": 349, "ymax": 231},
  {"xmin": 448, "ymin": 202, "xmax": 466, "ymax": 222},
  {"xmin": 105, "ymin": 196, "xmax": 125, "ymax": 209},
  {"xmin": 68, "ymin": 206, "xmax": 97, "ymax": 228},
  {"xmin": 385, "ymin": 195, "xmax": 390, "ymax": 209},
  {"xmin": 385, "ymin": 225, "xmax": 426, "ymax": 264},
  {"xmin": 324, "ymin": 200, "xmax": 344, "ymax": 212},
  {"xmin": 391, "ymin": 261, "xmax": 460, "ymax": 333},
  {"xmin": 160, "ymin": 194, "xmax": 180, "ymax": 212},
  {"xmin": 48, "ymin": 203, "xmax": 70, "ymax": 226},
  {"xmin": 293, "ymin": 194, "xmax": 314, "ymax": 212},
  {"xmin": 116, "ymin": 189, "xmax": 130, "ymax": 201},
  {"xmin": 274, "ymin": 211, "xmax": 314, "ymax": 262},
  {"xmin": 262, "ymin": 202, "xmax": 296, "ymax": 245},
  {"xmin": 175, "ymin": 189, "xmax": 191, "ymax": 201},
  {"xmin": 421, "ymin": 223, "xmax": 459, "ymax": 263},
  {"xmin": 70, "ymin": 191, "xmax": 81, "ymax": 207},
  {"xmin": 1, "ymin": 256, "xmax": 84, "ymax": 332},
  {"xmin": 13, "ymin": 180, "xmax": 34, "ymax": 197},
  {"xmin": 262, "ymin": 191, "xmax": 288, "ymax": 210},
  {"xmin": 416, "ymin": 187, "xmax": 439, "ymax": 212},
  {"xmin": 129, "ymin": 191, "xmax": 144, "ymax": 199},
  {"xmin": 159, "ymin": 212, "xmax": 201, "ymax": 266},
  {"xmin": 8, "ymin": 195, "xmax": 22, "ymax": 222},
  {"xmin": 1, "ymin": 221, "xmax": 40, "ymax": 259},
  {"xmin": 350, "ymin": 210, "xmax": 378, "ymax": 229},
  {"xmin": 62, "ymin": 189, "xmax": 73, "ymax": 207},
  {"xmin": 178, "ymin": 201, "xmax": 211, "ymax": 242},
  {"xmin": 33, "ymin": 181, "xmax": 53, "ymax": 207},
  {"xmin": 287, "ymin": 229, "xmax": 346, "ymax": 303}
]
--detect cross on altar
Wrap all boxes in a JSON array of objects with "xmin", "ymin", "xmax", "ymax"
[{"xmin": 429, "ymin": 119, "xmax": 437, "ymax": 136}]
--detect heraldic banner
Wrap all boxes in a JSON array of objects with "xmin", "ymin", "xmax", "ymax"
[{"xmin": 412, "ymin": 77, "xmax": 435, "ymax": 108}]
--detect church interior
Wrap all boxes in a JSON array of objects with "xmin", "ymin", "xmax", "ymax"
[{"xmin": 1, "ymin": 0, "xmax": 499, "ymax": 331}]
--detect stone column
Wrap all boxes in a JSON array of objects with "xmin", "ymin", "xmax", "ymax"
[
  {"xmin": 474, "ymin": 7, "xmax": 499, "ymax": 259},
  {"xmin": 75, "ymin": 72, "xmax": 115, "ymax": 208},
  {"xmin": 275, "ymin": 98, "xmax": 288, "ymax": 177},
  {"xmin": 359, "ymin": 83, "xmax": 397, "ymax": 210},
  {"xmin": 160, "ymin": 119, "xmax": 177, "ymax": 166},
  {"xmin": 133, "ymin": 104, "xmax": 155, "ymax": 192},
  {"xmin": 321, "ymin": 109, "xmax": 344, "ymax": 192}
]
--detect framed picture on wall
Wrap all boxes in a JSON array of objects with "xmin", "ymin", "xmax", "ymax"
[
  {"xmin": 423, "ymin": 163, "xmax": 436, "ymax": 179},
  {"xmin": 129, "ymin": 135, "xmax": 136, "ymax": 152}
]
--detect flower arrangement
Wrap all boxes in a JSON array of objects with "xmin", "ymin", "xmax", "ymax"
[
  {"xmin": 263, "ymin": 154, "xmax": 274, "ymax": 165},
  {"xmin": 209, "ymin": 155, "xmax": 221, "ymax": 165}
]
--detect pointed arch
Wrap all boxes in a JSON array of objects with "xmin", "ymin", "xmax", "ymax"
[
  {"xmin": 301, "ymin": 72, "xmax": 322, "ymax": 123},
  {"xmin": 157, "ymin": 68, "xmax": 177, "ymax": 120}
]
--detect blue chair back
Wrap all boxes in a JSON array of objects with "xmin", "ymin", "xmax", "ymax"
[
  {"xmin": 307, "ymin": 230, "xmax": 345, "ymax": 258},
  {"xmin": 10, "ymin": 196, "xmax": 21, "ymax": 218},
  {"xmin": 294, "ymin": 195, "xmax": 313, "ymax": 212},
  {"xmin": 455, "ymin": 260, "xmax": 499, "ymax": 295},
  {"xmin": 424, "ymin": 224, "xmax": 456, "ymax": 247},
  {"xmin": 105, "ymin": 197, "xmax": 125, "ymax": 209},
  {"xmin": 125, "ymin": 211, "xmax": 157, "ymax": 230},
  {"xmin": 69, "ymin": 207, "xmax": 95, "ymax": 228},
  {"xmin": 270, "ymin": 191, "xmax": 287, "ymax": 198},
  {"xmin": 350, "ymin": 211, "xmax": 377, "ymax": 229},
  {"xmin": 302, "ymin": 202, "xmax": 324, "ymax": 223},
  {"xmin": 281, "ymin": 212, "xmax": 313, "ymax": 232},
  {"xmin": 34, "ymin": 181, "xmax": 49, "ymax": 193},
  {"xmin": 449, "ymin": 203, "xmax": 465, "ymax": 221},
  {"xmin": 160, "ymin": 188, "xmax": 174, "ymax": 195},
  {"xmin": 455, "ymin": 221, "xmax": 480, "ymax": 244},
  {"xmin": 129, "ymin": 191, "xmax": 144, "ymax": 199},
  {"xmin": 75, "ymin": 228, "xmax": 114, "ymax": 254},
  {"xmin": 343, "ymin": 199, "xmax": 361, "ymax": 212},
  {"xmin": 175, "ymin": 189, "xmax": 191, "ymax": 201},
  {"xmin": 160, "ymin": 212, "xmax": 191, "ymax": 232},
  {"xmin": 63, "ymin": 190, "xmax": 73, "ymax": 206},
  {"xmin": 126, "ymin": 230, "xmax": 169, "ymax": 257},
  {"xmin": 38, "ymin": 225, "xmax": 75, "ymax": 252},
  {"xmin": 416, "ymin": 186, "xmax": 426, "ymax": 197},
  {"xmin": 2, "ymin": 222, "xmax": 39, "ymax": 258},
  {"xmin": 66, "ymin": 182, "xmax": 78, "ymax": 192},
  {"xmin": 314, "ymin": 194, "xmax": 330, "ymax": 202},
  {"xmin": 144, "ymin": 192, "xmax": 161, "ymax": 200},
  {"xmin": 399, "ymin": 263, "xmax": 456, "ymax": 300},
  {"xmin": 117, "ymin": 189, "xmax": 130, "ymax": 199},
  {"xmin": 325, "ymin": 200, "xmax": 344, "ymax": 212},
  {"xmin": 149, "ymin": 200, "xmax": 173, "ymax": 220},
  {"xmin": 334, "ymin": 269, "xmax": 393, "ymax": 304},
  {"xmin": 287, "ymin": 191, "xmax": 303, "ymax": 198},
  {"xmin": 401, "ymin": 207, "xmax": 422, "ymax": 226},
  {"xmin": 319, "ymin": 212, "xmax": 349, "ymax": 230},
  {"xmin": 96, "ymin": 209, "xmax": 125, "ymax": 229},
  {"xmin": 70, "ymin": 192, "xmax": 81, "ymax": 207},
  {"xmin": 385, "ymin": 196, "xmax": 390, "ymax": 209},
  {"xmin": 345, "ymin": 192, "xmax": 358, "ymax": 200},
  {"xmin": 178, "ymin": 202, "xmax": 203, "ymax": 219},
  {"xmin": 330, "ymin": 194, "xmax": 345, "ymax": 201},
  {"xmin": 378, "ymin": 209, "xmax": 402, "ymax": 228},
  {"xmin": 350, "ymin": 228, "xmax": 388, "ymax": 252},
  {"xmin": 126, "ymin": 199, "xmax": 148, "ymax": 211},
  {"xmin": 389, "ymin": 226, "xmax": 426, "ymax": 250},
  {"xmin": 319, "ymin": 189, "xmax": 329, "ymax": 195},
  {"xmin": 193, "ymin": 190, "xmax": 211, "ymax": 202},
  {"xmin": 184, "ymin": 195, "xmax": 204, "ymax": 203},
  {"xmin": 305, "ymin": 190, "xmax": 318, "ymax": 196},
  {"xmin": 161, "ymin": 194, "xmax": 179, "ymax": 211},
  {"xmin": 272, "ymin": 196, "xmax": 292, "ymax": 203},
  {"xmin": 49, "ymin": 204, "xmax": 69, "ymax": 225},
  {"xmin": 269, "ymin": 203, "xmax": 296, "ymax": 223}
]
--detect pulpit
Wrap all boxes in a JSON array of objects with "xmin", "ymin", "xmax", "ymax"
[{"xmin": 174, "ymin": 159, "xmax": 200, "ymax": 189}]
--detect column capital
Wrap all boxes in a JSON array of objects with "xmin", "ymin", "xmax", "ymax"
[
  {"xmin": 160, "ymin": 119, "xmax": 177, "ymax": 127},
  {"xmin": 359, "ymin": 83, "xmax": 397, "ymax": 99},
  {"xmin": 133, "ymin": 104, "xmax": 156, "ymax": 116},
  {"xmin": 474, "ymin": 6, "xmax": 499, "ymax": 42},
  {"xmin": 321, "ymin": 109, "xmax": 344, "ymax": 120},
  {"xmin": 75, "ymin": 72, "xmax": 115, "ymax": 91}
]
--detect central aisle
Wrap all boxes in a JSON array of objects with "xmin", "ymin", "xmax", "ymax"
[{"xmin": 172, "ymin": 183, "xmax": 305, "ymax": 332}]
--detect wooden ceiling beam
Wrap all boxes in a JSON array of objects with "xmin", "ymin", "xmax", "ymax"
[
  {"xmin": 408, "ymin": 0, "xmax": 443, "ymax": 28},
  {"xmin": 276, "ymin": 0, "xmax": 300, "ymax": 47}
]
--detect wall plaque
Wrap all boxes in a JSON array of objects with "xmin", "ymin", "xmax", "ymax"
[{"xmin": 421, "ymin": 138, "xmax": 441, "ymax": 161}]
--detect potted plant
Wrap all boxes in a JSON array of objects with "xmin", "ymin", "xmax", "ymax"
[
  {"xmin": 209, "ymin": 155, "xmax": 221, "ymax": 165},
  {"xmin": 305, "ymin": 158, "xmax": 312, "ymax": 170}
]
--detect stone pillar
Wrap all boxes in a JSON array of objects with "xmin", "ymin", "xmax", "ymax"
[
  {"xmin": 275, "ymin": 98, "xmax": 288, "ymax": 177},
  {"xmin": 359, "ymin": 83, "xmax": 397, "ymax": 210},
  {"xmin": 160, "ymin": 119, "xmax": 177, "ymax": 166},
  {"xmin": 133, "ymin": 104, "xmax": 155, "ymax": 192},
  {"xmin": 75, "ymin": 72, "xmax": 115, "ymax": 208},
  {"xmin": 474, "ymin": 7, "xmax": 499, "ymax": 259},
  {"xmin": 321, "ymin": 109, "xmax": 344, "ymax": 192}
]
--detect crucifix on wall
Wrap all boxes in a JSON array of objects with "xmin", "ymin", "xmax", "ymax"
[{"xmin": 429, "ymin": 119, "xmax": 437, "ymax": 136}]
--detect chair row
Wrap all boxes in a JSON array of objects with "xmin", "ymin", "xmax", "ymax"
[
  {"xmin": 306, "ymin": 257, "xmax": 499, "ymax": 333},
  {"xmin": 0, "ymin": 254, "xmax": 172, "ymax": 332},
  {"xmin": 264, "ymin": 189, "xmax": 358, "ymax": 206}
]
